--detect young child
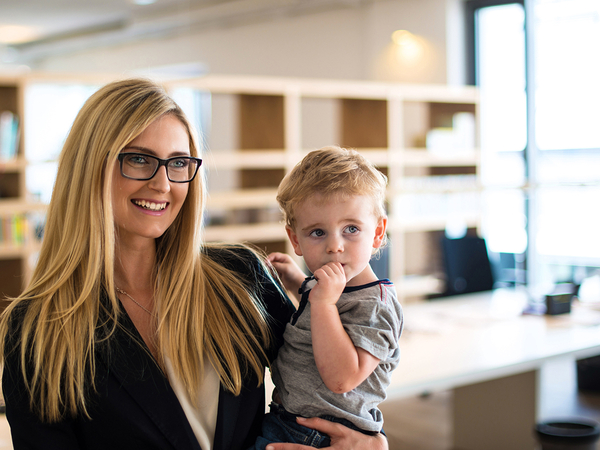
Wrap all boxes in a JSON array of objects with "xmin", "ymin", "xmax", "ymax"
[{"xmin": 253, "ymin": 146, "xmax": 403, "ymax": 449}]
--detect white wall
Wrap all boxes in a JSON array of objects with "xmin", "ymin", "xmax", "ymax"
[{"xmin": 36, "ymin": 0, "xmax": 465, "ymax": 84}]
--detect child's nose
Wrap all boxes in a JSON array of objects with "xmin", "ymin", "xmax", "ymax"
[{"xmin": 326, "ymin": 236, "xmax": 343, "ymax": 253}]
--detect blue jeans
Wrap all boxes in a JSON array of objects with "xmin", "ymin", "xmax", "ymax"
[{"xmin": 249, "ymin": 403, "xmax": 374, "ymax": 450}]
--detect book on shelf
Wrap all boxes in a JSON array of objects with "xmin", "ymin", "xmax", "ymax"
[
  {"xmin": 0, "ymin": 111, "xmax": 20, "ymax": 161},
  {"xmin": 0, "ymin": 214, "xmax": 28, "ymax": 246}
]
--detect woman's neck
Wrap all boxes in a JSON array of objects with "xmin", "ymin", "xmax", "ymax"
[{"xmin": 114, "ymin": 240, "xmax": 157, "ymax": 292}]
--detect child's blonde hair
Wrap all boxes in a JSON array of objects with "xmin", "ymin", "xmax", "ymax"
[{"xmin": 277, "ymin": 146, "xmax": 388, "ymax": 231}]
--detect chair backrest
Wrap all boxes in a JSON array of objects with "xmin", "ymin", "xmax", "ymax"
[{"xmin": 441, "ymin": 236, "xmax": 495, "ymax": 296}]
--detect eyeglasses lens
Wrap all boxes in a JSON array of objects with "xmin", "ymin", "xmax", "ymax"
[{"xmin": 121, "ymin": 154, "xmax": 199, "ymax": 182}]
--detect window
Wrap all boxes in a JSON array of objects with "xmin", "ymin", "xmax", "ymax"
[{"xmin": 468, "ymin": 0, "xmax": 600, "ymax": 293}]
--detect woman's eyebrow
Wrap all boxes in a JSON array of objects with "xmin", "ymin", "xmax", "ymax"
[
  {"xmin": 122, "ymin": 145, "xmax": 190, "ymax": 156},
  {"xmin": 121, "ymin": 145, "xmax": 157, "ymax": 155}
]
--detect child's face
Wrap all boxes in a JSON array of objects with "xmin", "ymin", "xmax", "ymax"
[{"xmin": 286, "ymin": 193, "xmax": 387, "ymax": 287}]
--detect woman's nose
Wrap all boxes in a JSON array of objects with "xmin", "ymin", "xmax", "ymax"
[{"xmin": 148, "ymin": 166, "xmax": 171, "ymax": 193}]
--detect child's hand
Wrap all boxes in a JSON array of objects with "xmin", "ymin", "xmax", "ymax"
[
  {"xmin": 309, "ymin": 262, "xmax": 346, "ymax": 306},
  {"xmin": 267, "ymin": 252, "xmax": 306, "ymax": 298}
]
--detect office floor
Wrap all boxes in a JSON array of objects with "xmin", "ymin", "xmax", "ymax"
[
  {"xmin": 0, "ymin": 358, "xmax": 597, "ymax": 449},
  {"xmin": 380, "ymin": 356, "xmax": 600, "ymax": 450}
]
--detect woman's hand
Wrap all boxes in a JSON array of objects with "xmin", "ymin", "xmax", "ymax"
[{"xmin": 264, "ymin": 417, "xmax": 388, "ymax": 450}]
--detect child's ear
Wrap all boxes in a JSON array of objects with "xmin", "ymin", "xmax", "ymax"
[
  {"xmin": 285, "ymin": 226, "xmax": 303, "ymax": 256},
  {"xmin": 373, "ymin": 216, "xmax": 388, "ymax": 249}
]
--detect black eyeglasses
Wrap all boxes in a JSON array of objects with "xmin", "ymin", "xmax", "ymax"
[{"xmin": 117, "ymin": 153, "xmax": 202, "ymax": 183}]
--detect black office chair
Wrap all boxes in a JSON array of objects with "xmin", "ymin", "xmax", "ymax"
[{"xmin": 440, "ymin": 235, "xmax": 495, "ymax": 296}]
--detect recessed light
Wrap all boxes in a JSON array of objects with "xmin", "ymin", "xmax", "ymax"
[
  {"xmin": 0, "ymin": 25, "xmax": 40, "ymax": 44},
  {"xmin": 132, "ymin": 0, "xmax": 157, "ymax": 5}
]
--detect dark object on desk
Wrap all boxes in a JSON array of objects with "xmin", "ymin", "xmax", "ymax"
[
  {"xmin": 577, "ymin": 355, "xmax": 600, "ymax": 392},
  {"xmin": 545, "ymin": 293, "xmax": 573, "ymax": 315},
  {"xmin": 545, "ymin": 283, "xmax": 577, "ymax": 315},
  {"xmin": 440, "ymin": 236, "xmax": 494, "ymax": 296},
  {"xmin": 535, "ymin": 419, "xmax": 600, "ymax": 450}
]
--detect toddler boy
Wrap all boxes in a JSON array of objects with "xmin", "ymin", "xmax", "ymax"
[{"xmin": 253, "ymin": 146, "xmax": 403, "ymax": 449}]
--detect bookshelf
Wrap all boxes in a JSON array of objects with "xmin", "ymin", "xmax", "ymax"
[
  {"xmin": 3, "ymin": 74, "xmax": 480, "ymax": 301},
  {"xmin": 170, "ymin": 75, "xmax": 481, "ymax": 300},
  {"xmin": 0, "ymin": 77, "xmax": 30, "ymax": 300}
]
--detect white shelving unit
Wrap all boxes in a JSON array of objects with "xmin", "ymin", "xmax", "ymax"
[{"xmin": 169, "ymin": 75, "xmax": 481, "ymax": 300}]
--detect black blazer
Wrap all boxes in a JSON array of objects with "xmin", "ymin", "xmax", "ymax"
[{"xmin": 3, "ymin": 247, "xmax": 295, "ymax": 450}]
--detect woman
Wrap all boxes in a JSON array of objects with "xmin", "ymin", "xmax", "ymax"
[{"xmin": 0, "ymin": 78, "xmax": 388, "ymax": 450}]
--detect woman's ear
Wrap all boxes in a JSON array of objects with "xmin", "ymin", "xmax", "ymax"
[
  {"xmin": 373, "ymin": 216, "xmax": 388, "ymax": 249},
  {"xmin": 285, "ymin": 226, "xmax": 303, "ymax": 256}
]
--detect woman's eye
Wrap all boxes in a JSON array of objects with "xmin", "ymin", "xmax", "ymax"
[
  {"xmin": 309, "ymin": 229, "xmax": 325, "ymax": 237},
  {"xmin": 126, "ymin": 155, "xmax": 149, "ymax": 165},
  {"xmin": 170, "ymin": 158, "xmax": 190, "ymax": 170}
]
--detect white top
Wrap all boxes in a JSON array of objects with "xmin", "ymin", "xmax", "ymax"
[{"xmin": 165, "ymin": 357, "xmax": 220, "ymax": 449}]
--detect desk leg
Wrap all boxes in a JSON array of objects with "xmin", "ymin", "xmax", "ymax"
[{"xmin": 453, "ymin": 370, "xmax": 538, "ymax": 450}]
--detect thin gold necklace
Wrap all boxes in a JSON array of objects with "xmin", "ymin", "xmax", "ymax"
[{"xmin": 115, "ymin": 286, "xmax": 153, "ymax": 315}]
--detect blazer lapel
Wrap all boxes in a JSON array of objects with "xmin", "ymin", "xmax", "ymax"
[
  {"xmin": 212, "ymin": 387, "xmax": 240, "ymax": 450},
  {"xmin": 100, "ymin": 311, "xmax": 201, "ymax": 450}
]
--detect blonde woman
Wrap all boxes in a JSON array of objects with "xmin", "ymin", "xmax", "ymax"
[{"xmin": 0, "ymin": 79, "xmax": 388, "ymax": 450}]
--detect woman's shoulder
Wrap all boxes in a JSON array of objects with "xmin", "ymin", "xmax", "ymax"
[
  {"xmin": 202, "ymin": 243, "xmax": 266, "ymax": 274},
  {"xmin": 2, "ymin": 299, "xmax": 31, "ymax": 335}
]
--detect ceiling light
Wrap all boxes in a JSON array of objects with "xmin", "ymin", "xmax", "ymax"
[
  {"xmin": 392, "ymin": 30, "xmax": 415, "ymax": 46},
  {"xmin": 391, "ymin": 29, "xmax": 425, "ymax": 63},
  {"xmin": 0, "ymin": 25, "xmax": 40, "ymax": 44},
  {"xmin": 132, "ymin": 0, "xmax": 157, "ymax": 5}
]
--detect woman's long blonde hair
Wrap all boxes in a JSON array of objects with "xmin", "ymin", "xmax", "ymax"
[{"xmin": 0, "ymin": 78, "xmax": 273, "ymax": 422}]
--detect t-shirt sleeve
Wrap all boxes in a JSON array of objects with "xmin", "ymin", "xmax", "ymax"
[{"xmin": 339, "ymin": 297, "xmax": 403, "ymax": 362}]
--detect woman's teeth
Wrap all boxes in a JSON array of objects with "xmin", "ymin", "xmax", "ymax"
[{"xmin": 133, "ymin": 200, "xmax": 167, "ymax": 211}]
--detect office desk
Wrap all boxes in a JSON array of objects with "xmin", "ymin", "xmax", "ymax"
[{"xmin": 389, "ymin": 288, "xmax": 600, "ymax": 450}]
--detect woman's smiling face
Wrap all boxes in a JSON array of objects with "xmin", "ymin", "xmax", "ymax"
[{"xmin": 111, "ymin": 114, "xmax": 190, "ymax": 246}]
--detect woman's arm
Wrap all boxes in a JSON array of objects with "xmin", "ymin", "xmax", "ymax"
[
  {"xmin": 264, "ymin": 417, "xmax": 388, "ymax": 450},
  {"xmin": 3, "ymin": 350, "xmax": 81, "ymax": 449}
]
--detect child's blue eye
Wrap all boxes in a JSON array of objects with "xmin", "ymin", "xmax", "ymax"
[
  {"xmin": 309, "ymin": 229, "xmax": 325, "ymax": 237},
  {"xmin": 345, "ymin": 225, "xmax": 359, "ymax": 234}
]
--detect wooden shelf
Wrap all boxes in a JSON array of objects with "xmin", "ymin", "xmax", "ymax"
[
  {"xmin": 204, "ymin": 222, "xmax": 287, "ymax": 243},
  {"xmin": 0, "ymin": 243, "xmax": 26, "ymax": 258},
  {"xmin": 206, "ymin": 188, "xmax": 280, "ymax": 209},
  {"xmin": 205, "ymin": 150, "xmax": 287, "ymax": 169},
  {"xmin": 0, "ymin": 156, "xmax": 26, "ymax": 171},
  {"xmin": 0, "ymin": 78, "xmax": 29, "ymax": 297},
  {"xmin": 402, "ymin": 149, "xmax": 479, "ymax": 167},
  {"xmin": 390, "ymin": 215, "xmax": 481, "ymax": 233},
  {"xmin": 0, "ymin": 200, "xmax": 46, "ymax": 214}
]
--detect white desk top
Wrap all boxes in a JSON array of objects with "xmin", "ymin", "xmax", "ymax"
[{"xmin": 388, "ymin": 288, "xmax": 600, "ymax": 398}]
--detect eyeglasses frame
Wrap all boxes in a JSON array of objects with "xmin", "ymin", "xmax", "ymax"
[{"xmin": 117, "ymin": 152, "xmax": 202, "ymax": 183}]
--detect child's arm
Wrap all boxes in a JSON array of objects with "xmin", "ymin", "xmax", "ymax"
[
  {"xmin": 267, "ymin": 252, "xmax": 306, "ymax": 302},
  {"xmin": 309, "ymin": 262, "xmax": 380, "ymax": 394}
]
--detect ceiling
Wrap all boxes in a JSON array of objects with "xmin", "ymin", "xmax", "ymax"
[{"xmin": 0, "ymin": 0, "xmax": 369, "ymax": 66}]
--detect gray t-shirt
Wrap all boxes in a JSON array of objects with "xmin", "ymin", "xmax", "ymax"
[{"xmin": 271, "ymin": 278, "xmax": 403, "ymax": 432}]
